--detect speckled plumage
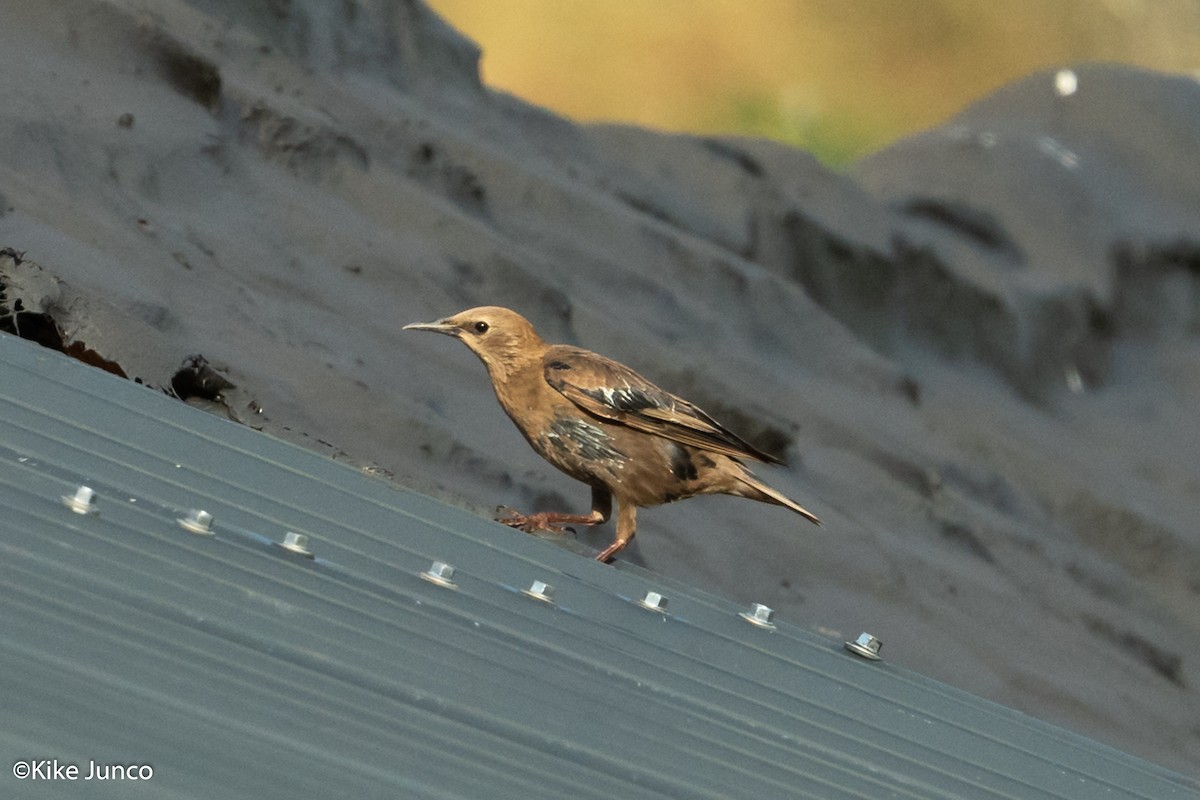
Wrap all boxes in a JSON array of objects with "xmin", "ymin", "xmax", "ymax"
[{"xmin": 405, "ymin": 306, "xmax": 821, "ymax": 562}]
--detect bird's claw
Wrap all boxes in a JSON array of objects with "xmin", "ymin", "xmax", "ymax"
[{"xmin": 495, "ymin": 507, "xmax": 576, "ymax": 535}]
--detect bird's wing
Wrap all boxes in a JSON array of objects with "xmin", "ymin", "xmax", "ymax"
[{"xmin": 543, "ymin": 347, "xmax": 782, "ymax": 464}]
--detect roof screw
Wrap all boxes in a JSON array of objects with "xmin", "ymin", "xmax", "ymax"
[
  {"xmin": 177, "ymin": 509, "xmax": 214, "ymax": 536},
  {"xmin": 844, "ymin": 632, "xmax": 884, "ymax": 661},
  {"xmin": 278, "ymin": 531, "xmax": 314, "ymax": 558},
  {"xmin": 739, "ymin": 602, "xmax": 776, "ymax": 630},
  {"xmin": 62, "ymin": 485, "xmax": 98, "ymax": 515},
  {"xmin": 420, "ymin": 560, "xmax": 458, "ymax": 589},
  {"xmin": 522, "ymin": 579, "xmax": 555, "ymax": 603},
  {"xmin": 636, "ymin": 590, "xmax": 669, "ymax": 614}
]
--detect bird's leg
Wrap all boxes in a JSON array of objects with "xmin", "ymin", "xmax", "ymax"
[
  {"xmin": 595, "ymin": 503, "xmax": 637, "ymax": 563},
  {"xmin": 499, "ymin": 486, "xmax": 612, "ymax": 534}
]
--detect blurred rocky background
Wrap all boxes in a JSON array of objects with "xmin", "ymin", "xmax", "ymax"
[{"xmin": 431, "ymin": 0, "xmax": 1200, "ymax": 163}]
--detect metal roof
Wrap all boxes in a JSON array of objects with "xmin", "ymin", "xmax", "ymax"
[{"xmin": 1, "ymin": 330, "xmax": 1195, "ymax": 800}]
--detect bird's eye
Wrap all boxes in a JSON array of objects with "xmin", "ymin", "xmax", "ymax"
[{"xmin": 472, "ymin": 321, "xmax": 489, "ymax": 334}]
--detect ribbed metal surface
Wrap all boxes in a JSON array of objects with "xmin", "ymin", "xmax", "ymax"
[{"xmin": 1, "ymin": 331, "xmax": 1194, "ymax": 799}]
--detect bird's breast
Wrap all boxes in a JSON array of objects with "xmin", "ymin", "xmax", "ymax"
[
  {"xmin": 534, "ymin": 415, "xmax": 628, "ymax": 483},
  {"xmin": 544, "ymin": 416, "xmax": 628, "ymax": 463}
]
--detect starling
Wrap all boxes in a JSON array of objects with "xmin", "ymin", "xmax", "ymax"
[{"xmin": 405, "ymin": 307, "xmax": 820, "ymax": 562}]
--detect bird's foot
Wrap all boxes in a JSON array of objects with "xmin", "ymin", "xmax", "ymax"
[
  {"xmin": 594, "ymin": 538, "xmax": 628, "ymax": 563},
  {"xmin": 495, "ymin": 507, "xmax": 578, "ymax": 535}
]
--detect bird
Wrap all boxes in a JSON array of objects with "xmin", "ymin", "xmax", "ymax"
[{"xmin": 404, "ymin": 306, "xmax": 821, "ymax": 562}]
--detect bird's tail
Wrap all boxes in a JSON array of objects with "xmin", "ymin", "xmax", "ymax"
[{"xmin": 734, "ymin": 473, "xmax": 822, "ymax": 526}]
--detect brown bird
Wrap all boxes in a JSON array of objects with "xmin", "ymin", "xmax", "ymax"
[{"xmin": 404, "ymin": 307, "xmax": 820, "ymax": 562}]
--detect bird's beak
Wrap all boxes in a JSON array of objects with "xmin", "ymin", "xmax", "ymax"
[{"xmin": 403, "ymin": 319, "xmax": 461, "ymax": 337}]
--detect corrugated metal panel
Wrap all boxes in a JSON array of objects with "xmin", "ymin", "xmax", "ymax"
[{"xmin": 1, "ymin": 331, "xmax": 1195, "ymax": 800}]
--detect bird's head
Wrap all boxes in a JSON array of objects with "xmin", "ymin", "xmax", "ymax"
[{"xmin": 404, "ymin": 306, "xmax": 545, "ymax": 381}]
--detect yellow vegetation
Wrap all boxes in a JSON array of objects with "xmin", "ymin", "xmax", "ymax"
[{"xmin": 428, "ymin": 0, "xmax": 1200, "ymax": 164}]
